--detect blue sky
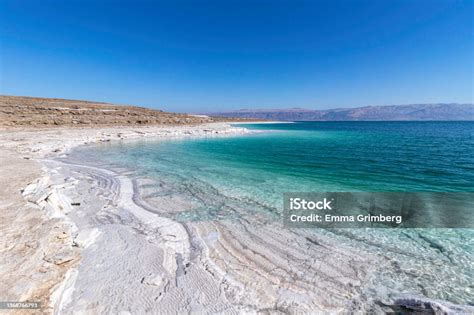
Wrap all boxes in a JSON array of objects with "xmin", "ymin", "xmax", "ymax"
[{"xmin": 1, "ymin": 0, "xmax": 472, "ymax": 112}]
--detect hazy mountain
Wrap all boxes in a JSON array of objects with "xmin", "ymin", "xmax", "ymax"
[{"xmin": 210, "ymin": 104, "xmax": 474, "ymax": 121}]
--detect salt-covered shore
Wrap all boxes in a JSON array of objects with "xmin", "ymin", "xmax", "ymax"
[
  {"xmin": 0, "ymin": 123, "xmax": 249, "ymax": 313},
  {"xmin": 1, "ymin": 123, "xmax": 472, "ymax": 314}
]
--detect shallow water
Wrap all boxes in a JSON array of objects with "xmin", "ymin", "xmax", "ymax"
[
  {"xmin": 71, "ymin": 121, "xmax": 474, "ymax": 305},
  {"xmin": 80, "ymin": 122, "xmax": 473, "ymax": 215}
]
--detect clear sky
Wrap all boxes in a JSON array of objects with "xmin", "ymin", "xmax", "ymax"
[{"xmin": 0, "ymin": 0, "xmax": 472, "ymax": 112}]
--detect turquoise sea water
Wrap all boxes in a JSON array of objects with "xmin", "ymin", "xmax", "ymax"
[
  {"xmin": 73, "ymin": 121, "xmax": 474, "ymax": 304},
  {"xmin": 89, "ymin": 121, "xmax": 473, "ymax": 212}
]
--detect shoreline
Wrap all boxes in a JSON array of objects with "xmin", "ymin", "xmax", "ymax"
[
  {"xmin": 229, "ymin": 120, "xmax": 295, "ymax": 124},
  {"xmin": 35, "ymin": 141, "xmax": 377, "ymax": 313},
  {"xmin": 0, "ymin": 122, "xmax": 249, "ymax": 313},
  {"xmin": 1, "ymin": 122, "xmax": 473, "ymax": 313}
]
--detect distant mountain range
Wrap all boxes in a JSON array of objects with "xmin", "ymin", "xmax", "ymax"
[{"xmin": 210, "ymin": 103, "xmax": 474, "ymax": 121}]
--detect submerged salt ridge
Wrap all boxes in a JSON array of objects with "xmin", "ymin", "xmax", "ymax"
[{"xmin": 64, "ymin": 121, "xmax": 474, "ymax": 311}]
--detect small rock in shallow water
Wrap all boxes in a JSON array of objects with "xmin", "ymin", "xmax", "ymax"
[{"xmin": 385, "ymin": 296, "xmax": 474, "ymax": 315}]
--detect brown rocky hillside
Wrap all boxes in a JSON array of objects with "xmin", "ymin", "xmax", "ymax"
[{"xmin": 0, "ymin": 95, "xmax": 231, "ymax": 128}]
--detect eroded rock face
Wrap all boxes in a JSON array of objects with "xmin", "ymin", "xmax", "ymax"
[{"xmin": 0, "ymin": 95, "xmax": 222, "ymax": 128}]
